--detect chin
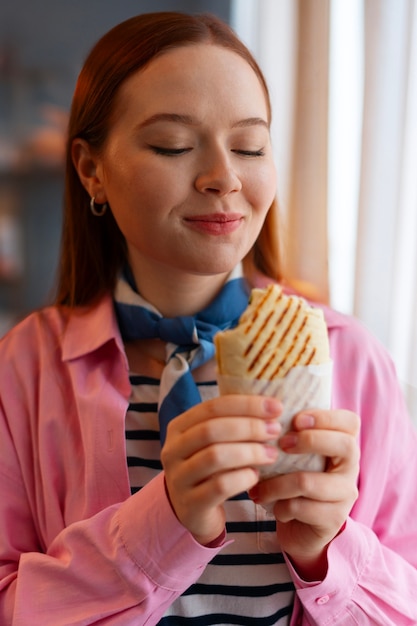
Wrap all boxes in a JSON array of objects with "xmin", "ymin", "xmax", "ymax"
[
  {"xmin": 188, "ymin": 255, "xmax": 242, "ymax": 277},
  {"xmin": 184, "ymin": 243, "xmax": 249, "ymax": 274}
]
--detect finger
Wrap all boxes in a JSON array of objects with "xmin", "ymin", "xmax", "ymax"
[
  {"xmin": 169, "ymin": 395, "xmax": 283, "ymax": 435},
  {"xmin": 169, "ymin": 416, "xmax": 282, "ymax": 461},
  {"xmin": 279, "ymin": 429, "xmax": 360, "ymax": 469},
  {"xmin": 273, "ymin": 497, "xmax": 351, "ymax": 527},
  {"xmin": 190, "ymin": 467, "xmax": 262, "ymax": 509},
  {"xmin": 251, "ymin": 470, "xmax": 358, "ymax": 505},
  {"xmin": 174, "ymin": 441, "xmax": 279, "ymax": 487},
  {"xmin": 292, "ymin": 409, "xmax": 360, "ymax": 437}
]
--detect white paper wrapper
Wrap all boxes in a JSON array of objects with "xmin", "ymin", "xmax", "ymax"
[{"xmin": 217, "ymin": 361, "xmax": 333, "ymax": 478}]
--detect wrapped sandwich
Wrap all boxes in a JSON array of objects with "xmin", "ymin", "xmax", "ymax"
[{"xmin": 214, "ymin": 283, "xmax": 332, "ymax": 478}]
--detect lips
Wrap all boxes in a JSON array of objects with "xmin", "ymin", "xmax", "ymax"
[{"xmin": 184, "ymin": 212, "xmax": 244, "ymax": 235}]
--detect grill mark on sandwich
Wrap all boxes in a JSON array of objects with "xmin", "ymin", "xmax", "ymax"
[
  {"xmin": 243, "ymin": 310, "xmax": 273, "ymax": 357},
  {"xmin": 305, "ymin": 347, "xmax": 316, "ymax": 365},
  {"xmin": 289, "ymin": 318, "xmax": 309, "ymax": 365},
  {"xmin": 287, "ymin": 336, "xmax": 312, "ymax": 374},
  {"xmin": 243, "ymin": 288, "xmax": 286, "ymax": 357},
  {"xmin": 247, "ymin": 327, "xmax": 275, "ymax": 373},
  {"xmin": 271, "ymin": 330, "xmax": 310, "ymax": 379},
  {"xmin": 248, "ymin": 298, "xmax": 302, "ymax": 375},
  {"xmin": 276, "ymin": 298, "xmax": 293, "ymax": 325},
  {"xmin": 243, "ymin": 290, "xmax": 271, "ymax": 335},
  {"xmin": 278, "ymin": 299, "xmax": 302, "ymax": 346},
  {"xmin": 292, "ymin": 331, "xmax": 310, "ymax": 366},
  {"xmin": 257, "ymin": 314, "xmax": 307, "ymax": 379},
  {"xmin": 248, "ymin": 330, "xmax": 276, "ymax": 378}
]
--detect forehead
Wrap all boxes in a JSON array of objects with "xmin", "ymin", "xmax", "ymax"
[{"xmin": 113, "ymin": 44, "xmax": 270, "ymax": 123}]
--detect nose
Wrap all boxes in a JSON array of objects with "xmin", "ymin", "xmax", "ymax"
[{"xmin": 194, "ymin": 148, "xmax": 242, "ymax": 196}]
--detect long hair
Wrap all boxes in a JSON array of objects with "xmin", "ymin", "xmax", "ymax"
[{"xmin": 55, "ymin": 11, "xmax": 282, "ymax": 306}]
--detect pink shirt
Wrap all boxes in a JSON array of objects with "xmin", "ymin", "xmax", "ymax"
[{"xmin": 0, "ymin": 293, "xmax": 416, "ymax": 625}]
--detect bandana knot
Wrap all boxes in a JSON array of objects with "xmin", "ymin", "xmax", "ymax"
[{"xmin": 114, "ymin": 265, "xmax": 250, "ymax": 445}]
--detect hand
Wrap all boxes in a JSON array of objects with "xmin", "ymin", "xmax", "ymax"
[
  {"xmin": 161, "ymin": 395, "xmax": 283, "ymax": 545},
  {"xmin": 248, "ymin": 409, "xmax": 360, "ymax": 580}
]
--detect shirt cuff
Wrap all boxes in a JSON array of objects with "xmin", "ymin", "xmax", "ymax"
[
  {"xmin": 116, "ymin": 471, "xmax": 226, "ymax": 591},
  {"xmin": 285, "ymin": 517, "xmax": 371, "ymax": 617}
]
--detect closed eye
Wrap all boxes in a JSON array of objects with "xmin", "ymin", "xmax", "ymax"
[
  {"xmin": 233, "ymin": 149, "xmax": 265, "ymax": 157},
  {"xmin": 149, "ymin": 145, "xmax": 191, "ymax": 156}
]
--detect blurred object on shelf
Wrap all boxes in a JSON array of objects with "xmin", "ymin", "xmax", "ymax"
[
  {"xmin": 0, "ymin": 37, "xmax": 68, "ymax": 174},
  {"xmin": 0, "ymin": 187, "xmax": 23, "ymax": 280},
  {"xmin": 14, "ymin": 104, "xmax": 67, "ymax": 170},
  {"xmin": 0, "ymin": 212, "xmax": 23, "ymax": 279},
  {"xmin": 0, "ymin": 39, "xmax": 20, "ymax": 171}
]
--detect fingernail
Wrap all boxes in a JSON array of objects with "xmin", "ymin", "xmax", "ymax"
[
  {"xmin": 266, "ymin": 420, "xmax": 282, "ymax": 436},
  {"xmin": 280, "ymin": 434, "xmax": 298, "ymax": 450},
  {"xmin": 264, "ymin": 444, "xmax": 278, "ymax": 459},
  {"xmin": 297, "ymin": 414, "xmax": 315, "ymax": 429},
  {"xmin": 263, "ymin": 398, "xmax": 282, "ymax": 415}
]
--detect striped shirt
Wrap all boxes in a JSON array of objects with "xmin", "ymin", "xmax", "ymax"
[{"xmin": 126, "ymin": 373, "xmax": 295, "ymax": 625}]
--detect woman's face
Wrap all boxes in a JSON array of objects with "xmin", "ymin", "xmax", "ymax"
[{"xmin": 95, "ymin": 44, "xmax": 277, "ymax": 286}]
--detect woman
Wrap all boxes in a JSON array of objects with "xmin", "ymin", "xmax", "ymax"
[{"xmin": 0, "ymin": 12, "xmax": 416, "ymax": 625}]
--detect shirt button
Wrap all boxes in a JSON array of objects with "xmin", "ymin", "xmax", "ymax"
[{"xmin": 316, "ymin": 594, "xmax": 330, "ymax": 605}]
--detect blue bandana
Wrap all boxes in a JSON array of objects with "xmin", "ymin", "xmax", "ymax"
[{"xmin": 114, "ymin": 265, "xmax": 250, "ymax": 445}]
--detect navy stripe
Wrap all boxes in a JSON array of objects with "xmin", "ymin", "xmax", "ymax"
[
  {"xmin": 228, "ymin": 492, "xmax": 250, "ymax": 501},
  {"xmin": 183, "ymin": 582, "xmax": 295, "ymax": 597},
  {"xmin": 158, "ymin": 604, "xmax": 293, "ymax": 625},
  {"xmin": 211, "ymin": 552, "xmax": 286, "ymax": 566},
  {"xmin": 129, "ymin": 376, "xmax": 217, "ymax": 388},
  {"xmin": 125, "ymin": 429, "xmax": 159, "ymax": 440},
  {"xmin": 127, "ymin": 456, "xmax": 162, "ymax": 470},
  {"xmin": 226, "ymin": 520, "xmax": 276, "ymax": 533},
  {"xmin": 129, "ymin": 375, "xmax": 159, "ymax": 385},
  {"xmin": 129, "ymin": 402, "xmax": 158, "ymax": 413}
]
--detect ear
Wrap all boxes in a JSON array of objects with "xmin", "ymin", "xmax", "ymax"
[{"xmin": 72, "ymin": 138, "xmax": 107, "ymax": 203}]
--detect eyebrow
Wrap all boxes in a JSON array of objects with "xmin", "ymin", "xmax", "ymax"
[
  {"xmin": 232, "ymin": 117, "xmax": 269, "ymax": 129},
  {"xmin": 137, "ymin": 113, "xmax": 269, "ymax": 129},
  {"xmin": 138, "ymin": 113, "xmax": 199, "ymax": 129}
]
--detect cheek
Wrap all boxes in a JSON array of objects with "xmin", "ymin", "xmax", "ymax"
[
  {"xmin": 122, "ymin": 162, "xmax": 186, "ymax": 209},
  {"xmin": 103, "ymin": 165, "xmax": 160, "ymax": 222},
  {"xmin": 108, "ymin": 178, "xmax": 172, "ymax": 249},
  {"xmin": 247, "ymin": 163, "xmax": 277, "ymax": 213}
]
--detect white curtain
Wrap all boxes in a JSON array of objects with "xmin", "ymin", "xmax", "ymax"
[
  {"xmin": 231, "ymin": 0, "xmax": 417, "ymax": 424},
  {"xmin": 354, "ymin": 0, "xmax": 417, "ymax": 421},
  {"xmin": 232, "ymin": 0, "xmax": 331, "ymax": 303}
]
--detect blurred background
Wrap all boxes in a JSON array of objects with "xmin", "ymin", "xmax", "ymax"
[
  {"xmin": 0, "ymin": 0, "xmax": 231, "ymax": 335},
  {"xmin": 0, "ymin": 0, "xmax": 416, "ymax": 423}
]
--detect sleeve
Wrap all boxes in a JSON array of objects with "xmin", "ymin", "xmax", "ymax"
[
  {"xmin": 0, "ymin": 467, "xmax": 224, "ymax": 625},
  {"xmin": 287, "ymin": 316, "xmax": 417, "ymax": 625},
  {"xmin": 0, "ymin": 312, "xmax": 227, "ymax": 625},
  {"xmin": 289, "ymin": 512, "xmax": 417, "ymax": 624}
]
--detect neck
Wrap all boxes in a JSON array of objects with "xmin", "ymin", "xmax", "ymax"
[{"xmin": 128, "ymin": 259, "xmax": 232, "ymax": 317}]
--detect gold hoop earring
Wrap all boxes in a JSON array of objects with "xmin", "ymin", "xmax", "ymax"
[{"xmin": 90, "ymin": 196, "xmax": 108, "ymax": 217}]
